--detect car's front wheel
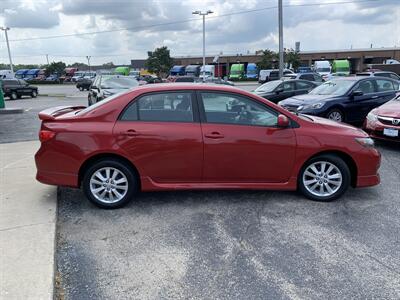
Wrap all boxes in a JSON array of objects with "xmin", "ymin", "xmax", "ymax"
[
  {"xmin": 298, "ymin": 154, "xmax": 350, "ymax": 202},
  {"xmin": 82, "ymin": 159, "xmax": 137, "ymax": 209},
  {"xmin": 327, "ymin": 108, "xmax": 344, "ymax": 122},
  {"xmin": 10, "ymin": 92, "xmax": 18, "ymax": 100}
]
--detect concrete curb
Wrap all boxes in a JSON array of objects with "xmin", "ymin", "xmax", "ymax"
[
  {"xmin": 38, "ymin": 93, "xmax": 67, "ymax": 97},
  {"xmin": 0, "ymin": 141, "xmax": 57, "ymax": 299},
  {"xmin": 0, "ymin": 108, "xmax": 24, "ymax": 114}
]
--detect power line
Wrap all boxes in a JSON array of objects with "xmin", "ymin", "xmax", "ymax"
[{"xmin": 1, "ymin": 0, "xmax": 385, "ymax": 43}]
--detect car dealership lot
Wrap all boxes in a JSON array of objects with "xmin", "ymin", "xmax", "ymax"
[{"xmin": 1, "ymin": 85, "xmax": 399, "ymax": 299}]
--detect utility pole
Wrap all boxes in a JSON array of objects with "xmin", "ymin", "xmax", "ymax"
[
  {"xmin": 86, "ymin": 56, "xmax": 91, "ymax": 72},
  {"xmin": 192, "ymin": 10, "xmax": 214, "ymax": 82},
  {"xmin": 1, "ymin": 27, "xmax": 14, "ymax": 77},
  {"xmin": 278, "ymin": 0, "xmax": 284, "ymax": 78},
  {"xmin": 46, "ymin": 54, "xmax": 49, "ymax": 65}
]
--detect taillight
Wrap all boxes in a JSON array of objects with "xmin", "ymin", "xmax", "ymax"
[{"xmin": 39, "ymin": 130, "xmax": 55, "ymax": 142}]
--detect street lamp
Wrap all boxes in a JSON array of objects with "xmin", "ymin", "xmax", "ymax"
[
  {"xmin": 86, "ymin": 56, "xmax": 91, "ymax": 72},
  {"xmin": 0, "ymin": 27, "xmax": 14, "ymax": 76},
  {"xmin": 192, "ymin": 10, "xmax": 214, "ymax": 82}
]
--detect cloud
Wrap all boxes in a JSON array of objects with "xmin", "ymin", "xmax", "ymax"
[{"xmin": 3, "ymin": 5, "xmax": 60, "ymax": 29}]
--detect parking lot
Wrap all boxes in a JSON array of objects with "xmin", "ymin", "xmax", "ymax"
[{"xmin": 1, "ymin": 85, "xmax": 400, "ymax": 299}]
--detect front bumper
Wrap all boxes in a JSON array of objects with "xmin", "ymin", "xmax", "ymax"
[{"xmin": 364, "ymin": 118, "xmax": 400, "ymax": 142}]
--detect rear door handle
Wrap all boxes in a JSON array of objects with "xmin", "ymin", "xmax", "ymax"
[
  {"xmin": 204, "ymin": 132, "xmax": 224, "ymax": 139},
  {"xmin": 371, "ymin": 95, "xmax": 379, "ymax": 99},
  {"xmin": 124, "ymin": 129, "xmax": 140, "ymax": 137}
]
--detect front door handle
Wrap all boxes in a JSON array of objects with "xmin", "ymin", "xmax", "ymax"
[
  {"xmin": 124, "ymin": 129, "xmax": 140, "ymax": 137},
  {"xmin": 371, "ymin": 95, "xmax": 379, "ymax": 99},
  {"xmin": 204, "ymin": 132, "xmax": 224, "ymax": 139}
]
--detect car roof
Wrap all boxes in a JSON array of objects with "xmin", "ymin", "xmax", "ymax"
[{"xmin": 126, "ymin": 83, "xmax": 243, "ymax": 93}]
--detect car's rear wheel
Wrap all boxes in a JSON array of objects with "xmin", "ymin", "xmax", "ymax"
[
  {"xmin": 31, "ymin": 90, "xmax": 37, "ymax": 98},
  {"xmin": 327, "ymin": 108, "xmax": 344, "ymax": 122},
  {"xmin": 79, "ymin": 86, "xmax": 84, "ymax": 91},
  {"xmin": 10, "ymin": 92, "xmax": 18, "ymax": 100},
  {"xmin": 82, "ymin": 159, "xmax": 137, "ymax": 209},
  {"xmin": 298, "ymin": 154, "xmax": 350, "ymax": 202}
]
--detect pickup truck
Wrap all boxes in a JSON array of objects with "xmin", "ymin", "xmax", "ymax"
[{"xmin": 1, "ymin": 79, "xmax": 38, "ymax": 100}]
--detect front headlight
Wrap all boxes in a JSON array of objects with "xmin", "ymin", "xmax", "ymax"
[
  {"xmin": 355, "ymin": 137, "xmax": 375, "ymax": 148},
  {"xmin": 300, "ymin": 102, "xmax": 324, "ymax": 111},
  {"xmin": 367, "ymin": 110, "xmax": 378, "ymax": 122}
]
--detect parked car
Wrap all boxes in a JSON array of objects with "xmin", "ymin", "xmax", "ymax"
[
  {"xmin": 297, "ymin": 67, "xmax": 313, "ymax": 73},
  {"xmin": 1, "ymin": 79, "xmax": 38, "ymax": 100},
  {"xmin": 71, "ymin": 71, "xmax": 86, "ymax": 82},
  {"xmin": 88, "ymin": 75, "xmax": 139, "ymax": 106},
  {"xmin": 259, "ymin": 69, "xmax": 294, "ymax": 83},
  {"xmin": 203, "ymin": 77, "xmax": 235, "ymax": 86},
  {"xmin": 364, "ymin": 93, "xmax": 400, "ymax": 142},
  {"xmin": 139, "ymin": 75, "xmax": 162, "ymax": 84},
  {"xmin": 356, "ymin": 71, "xmax": 400, "ymax": 81},
  {"xmin": 282, "ymin": 72, "xmax": 324, "ymax": 83},
  {"xmin": 279, "ymin": 77, "xmax": 399, "ymax": 123},
  {"xmin": 0, "ymin": 69, "xmax": 14, "ymax": 79},
  {"xmin": 254, "ymin": 79, "xmax": 319, "ymax": 103},
  {"xmin": 174, "ymin": 76, "xmax": 198, "ymax": 83},
  {"xmin": 35, "ymin": 84, "xmax": 381, "ymax": 208},
  {"xmin": 76, "ymin": 78, "xmax": 92, "ymax": 91},
  {"xmin": 45, "ymin": 75, "xmax": 60, "ymax": 83}
]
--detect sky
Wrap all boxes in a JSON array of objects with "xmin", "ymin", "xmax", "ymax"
[{"xmin": 0, "ymin": 0, "xmax": 399, "ymax": 66}]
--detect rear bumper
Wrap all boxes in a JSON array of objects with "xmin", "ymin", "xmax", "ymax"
[{"xmin": 36, "ymin": 170, "xmax": 78, "ymax": 187}]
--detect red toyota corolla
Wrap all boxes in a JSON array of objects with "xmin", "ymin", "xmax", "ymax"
[
  {"xmin": 364, "ymin": 93, "xmax": 400, "ymax": 142},
  {"xmin": 35, "ymin": 84, "xmax": 381, "ymax": 208}
]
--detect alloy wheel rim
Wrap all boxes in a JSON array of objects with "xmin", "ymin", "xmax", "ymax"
[
  {"xmin": 328, "ymin": 111, "xmax": 342, "ymax": 122},
  {"xmin": 303, "ymin": 161, "xmax": 342, "ymax": 197},
  {"xmin": 90, "ymin": 167, "xmax": 128, "ymax": 203}
]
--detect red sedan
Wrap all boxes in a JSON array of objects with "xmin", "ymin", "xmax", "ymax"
[
  {"xmin": 364, "ymin": 93, "xmax": 400, "ymax": 142},
  {"xmin": 35, "ymin": 84, "xmax": 381, "ymax": 208}
]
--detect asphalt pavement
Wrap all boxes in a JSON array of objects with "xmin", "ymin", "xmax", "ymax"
[{"xmin": 1, "ymin": 84, "xmax": 399, "ymax": 299}]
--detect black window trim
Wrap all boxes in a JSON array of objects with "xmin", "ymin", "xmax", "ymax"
[
  {"xmin": 196, "ymin": 90, "xmax": 298, "ymax": 128},
  {"xmin": 118, "ymin": 90, "xmax": 200, "ymax": 123}
]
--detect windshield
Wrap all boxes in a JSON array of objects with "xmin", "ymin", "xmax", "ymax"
[
  {"xmin": 255, "ymin": 80, "xmax": 281, "ymax": 93},
  {"xmin": 100, "ymin": 77, "xmax": 138, "ymax": 89},
  {"xmin": 309, "ymin": 80, "xmax": 355, "ymax": 96},
  {"xmin": 231, "ymin": 70, "xmax": 242, "ymax": 75},
  {"xmin": 336, "ymin": 67, "xmax": 349, "ymax": 72},
  {"xmin": 247, "ymin": 70, "xmax": 257, "ymax": 75},
  {"xmin": 316, "ymin": 68, "xmax": 331, "ymax": 72}
]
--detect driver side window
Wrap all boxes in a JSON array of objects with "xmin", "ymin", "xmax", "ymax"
[
  {"xmin": 200, "ymin": 92, "xmax": 278, "ymax": 127},
  {"xmin": 353, "ymin": 80, "xmax": 375, "ymax": 94}
]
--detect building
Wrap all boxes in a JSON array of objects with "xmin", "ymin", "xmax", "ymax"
[{"xmin": 168, "ymin": 47, "xmax": 400, "ymax": 74}]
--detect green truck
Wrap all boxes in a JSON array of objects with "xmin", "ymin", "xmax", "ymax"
[
  {"xmin": 114, "ymin": 67, "xmax": 130, "ymax": 76},
  {"xmin": 229, "ymin": 64, "xmax": 245, "ymax": 80},
  {"xmin": 331, "ymin": 60, "xmax": 350, "ymax": 75}
]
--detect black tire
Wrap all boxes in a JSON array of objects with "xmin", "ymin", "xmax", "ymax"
[
  {"xmin": 10, "ymin": 92, "xmax": 18, "ymax": 100},
  {"xmin": 326, "ymin": 108, "xmax": 345, "ymax": 122},
  {"xmin": 298, "ymin": 154, "xmax": 351, "ymax": 202},
  {"xmin": 88, "ymin": 95, "xmax": 92, "ymax": 106},
  {"xmin": 82, "ymin": 159, "xmax": 137, "ymax": 209},
  {"xmin": 79, "ymin": 86, "xmax": 84, "ymax": 91},
  {"xmin": 31, "ymin": 90, "xmax": 38, "ymax": 98}
]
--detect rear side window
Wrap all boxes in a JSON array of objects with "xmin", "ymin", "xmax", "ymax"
[
  {"xmin": 121, "ymin": 92, "xmax": 194, "ymax": 122},
  {"xmin": 376, "ymin": 79, "xmax": 395, "ymax": 92},
  {"xmin": 299, "ymin": 74, "xmax": 314, "ymax": 81},
  {"xmin": 296, "ymin": 81, "xmax": 314, "ymax": 90}
]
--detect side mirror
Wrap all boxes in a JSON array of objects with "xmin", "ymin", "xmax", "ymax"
[
  {"xmin": 277, "ymin": 114, "xmax": 290, "ymax": 128},
  {"xmin": 275, "ymin": 87, "xmax": 284, "ymax": 94},
  {"xmin": 351, "ymin": 90, "xmax": 363, "ymax": 97}
]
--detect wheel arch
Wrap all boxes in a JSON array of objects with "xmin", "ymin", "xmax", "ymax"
[
  {"xmin": 300, "ymin": 150, "xmax": 358, "ymax": 188},
  {"xmin": 78, "ymin": 153, "xmax": 141, "ymax": 191}
]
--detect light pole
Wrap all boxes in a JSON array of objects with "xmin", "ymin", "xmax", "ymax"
[
  {"xmin": 192, "ymin": 10, "xmax": 213, "ymax": 82},
  {"xmin": 278, "ymin": 0, "xmax": 284, "ymax": 78},
  {"xmin": 86, "ymin": 56, "xmax": 91, "ymax": 72},
  {"xmin": 1, "ymin": 27, "xmax": 14, "ymax": 77}
]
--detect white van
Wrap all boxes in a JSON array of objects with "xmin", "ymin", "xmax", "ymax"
[
  {"xmin": 199, "ymin": 65, "xmax": 215, "ymax": 79},
  {"xmin": 258, "ymin": 69, "xmax": 294, "ymax": 83},
  {"xmin": 0, "ymin": 70, "xmax": 14, "ymax": 79},
  {"xmin": 313, "ymin": 61, "xmax": 331, "ymax": 76}
]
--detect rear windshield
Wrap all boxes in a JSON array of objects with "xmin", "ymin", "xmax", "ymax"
[{"xmin": 76, "ymin": 91, "xmax": 128, "ymax": 115}]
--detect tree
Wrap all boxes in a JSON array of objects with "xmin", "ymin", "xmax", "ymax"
[
  {"xmin": 256, "ymin": 49, "xmax": 279, "ymax": 70},
  {"xmin": 68, "ymin": 62, "xmax": 88, "ymax": 69},
  {"xmin": 285, "ymin": 48, "xmax": 301, "ymax": 71},
  {"xmin": 102, "ymin": 62, "xmax": 115, "ymax": 68},
  {"xmin": 145, "ymin": 46, "xmax": 173, "ymax": 77},
  {"xmin": 46, "ymin": 61, "xmax": 66, "ymax": 76}
]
